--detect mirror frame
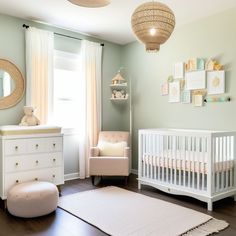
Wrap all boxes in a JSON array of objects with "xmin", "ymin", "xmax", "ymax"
[{"xmin": 0, "ymin": 59, "xmax": 24, "ymax": 109}]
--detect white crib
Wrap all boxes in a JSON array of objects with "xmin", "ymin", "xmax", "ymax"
[{"xmin": 138, "ymin": 129, "xmax": 236, "ymax": 211}]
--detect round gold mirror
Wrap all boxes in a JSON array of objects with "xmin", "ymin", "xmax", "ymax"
[{"xmin": 0, "ymin": 59, "xmax": 24, "ymax": 109}]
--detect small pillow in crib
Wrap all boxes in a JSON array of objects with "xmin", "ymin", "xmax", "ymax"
[{"xmin": 98, "ymin": 141, "xmax": 127, "ymax": 157}]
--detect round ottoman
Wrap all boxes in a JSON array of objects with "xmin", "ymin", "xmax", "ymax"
[{"xmin": 7, "ymin": 181, "xmax": 59, "ymax": 218}]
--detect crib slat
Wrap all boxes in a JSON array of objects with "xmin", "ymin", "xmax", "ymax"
[
  {"xmin": 142, "ymin": 134, "xmax": 145, "ymax": 178},
  {"xmin": 191, "ymin": 137, "xmax": 195, "ymax": 188},
  {"xmin": 144, "ymin": 134, "xmax": 148, "ymax": 178},
  {"xmin": 162, "ymin": 135, "xmax": 166, "ymax": 182},
  {"xmin": 153, "ymin": 134, "xmax": 157, "ymax": 180},
  {"xmin": 188, "ymin": 136, "xmax": 191, "ymax": 188},
  {"xmin": 174, "ymin": 136, "xmax": 177, "ymax": 185},
  {"xmin": 212, "ymin": 137, "xmax": 215, "ymax": 193},
  {"xmin": 158, "ymin": 134, "xmax": 161, "ymax": 181},
  {"xmin": 143, "ymin": 135, "xmax": 146, "ymax": 178},
  {"xmin": 196, "ymin": 137, "xmax": 200, "ymax": 190},
  {"xmin": 216, "ymin": 137, "xmax": 220, "ymax": 192},
  {"xmin": 147, "ymin": 134, "xmax": 151, "ymax": 178},
  {"xmin": 220, "ymin": 137, "xmax": 223, "ymax": 190},
  {"xmin": 171, "ymin": 136, "xmax": 173, "ymax": 184},
  {"xmin": 178, "ymin": 136, "xmax": 182, "ymax": 186},
  {"xmin": 225, "ymin": 136, "xmax": 229, "ymax": 189},
  {"xmin": 202, "ymin": 137, "xmax": 206, "ymax": 191},
  {"xmin": 150, "ymin": 134, "xmax": 153, "ymax": 179},
  {"xmin": 229, "ymin": 136, "xmax": 233, "ymax": 188},
  {"xmin": 222, "ymin": 136, "xmax": 226, "ymax": 189},
  {"xmin": 183, "ymin": 136, "xmax": 186, "ymax": 188}
]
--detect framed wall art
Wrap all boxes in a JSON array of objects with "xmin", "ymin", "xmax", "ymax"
[
  {"xmin": 181, "ymin": 90, "xmax": 191, "ymax": 104},
  {"xmin": 185, "ymin": 71, "xmax": 206, "ymax": 90},
  {"xmin": 174, "ymin": 62, "xmax": 185, "ymax": 79},
  {"xmin": 207, "ymin": 70, "xmax": 225, "ymax": 95},
  {"xmin": 161, "ymin": 82, "xmax": 169, "ymax": 96},
  {"xmin": 169, "ymin": 81, "xmax": 180, "ymax": 103},
  {"xmin": 193, "ymin": 94, "xmax": 203, "ymax": 107}
]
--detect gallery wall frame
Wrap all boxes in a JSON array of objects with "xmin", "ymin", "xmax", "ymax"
[{"xmin": 207, "ymin": 70, "xmax": 225, "ymax": 95}]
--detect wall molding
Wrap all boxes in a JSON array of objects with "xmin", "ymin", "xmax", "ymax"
[{"xmin": 64, "ymin": 172, "xmax": 80, "ymax": 181}]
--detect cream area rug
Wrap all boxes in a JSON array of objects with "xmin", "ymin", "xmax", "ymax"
[{"xmin": 58, "ymin": 186, "xmax": 228, "ymax": 236}]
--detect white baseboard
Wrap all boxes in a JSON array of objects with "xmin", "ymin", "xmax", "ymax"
[
  {"xmin": 64, "ymin": 172, "xmax": 80, "ymax": 181},
  {"xmin": 131, "ymin": 169, "xmax": 138, "ymax": 175},
  {"xmin": 65, "ymin": 170, "xmax": 138, "ymax": 181}
]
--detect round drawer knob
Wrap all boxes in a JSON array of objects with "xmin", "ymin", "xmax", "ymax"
[
  {"xmin": 35, "ymin": 178, "xmax": 38, "ymax": 181},
  {"xmin": 36, "ymin": 160, "xmax": 39, "ymax": 164},
  {"xmin": 15, "ymin": 162, "xmax": 19, "ymax": 166},
  {"xmin": 52, "ymin": 175, "xmax": 55, "ymax": 178},
  {"xmin": 35, "ymin": 144, "xmax": 39, "ymax": 148},
  {"xmin": 53, "ymin": 143, "xmax": 56, "ymax": 147},
  {"xmin": 15, "ymin": 146, "xmax": 18, "ymax": 150},
  {"xmin": 53, "ymin": 158, "xmax": 56, "ymax": 162},
  {"xmin": 16, "ymin": 180, "xmax": 19, "ymax": 183}
]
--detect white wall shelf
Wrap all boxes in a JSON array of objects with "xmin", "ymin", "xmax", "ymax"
[
  {"xmin": 110, "ymin": 97, "xmax": 128, "ymax": 102},
  {"xmin": 110, "ymin": 83, "xmax": 128, "ymax": 101},
  {"xmin": 110, "ymin": 84, "xmax": 127, "ymax": 90}
]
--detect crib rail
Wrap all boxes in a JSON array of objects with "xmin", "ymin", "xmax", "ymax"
[{"xmin": 138, "ymin": 129, "xmax": 236, "ymax": 196}]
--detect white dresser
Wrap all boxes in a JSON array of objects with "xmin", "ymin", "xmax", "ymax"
[{"xmin": 0, "ymin": 125, "xmax": 64, "ymax": 200}]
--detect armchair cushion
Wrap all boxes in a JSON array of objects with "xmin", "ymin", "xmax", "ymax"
[{"xmin": 97, "ymin": 141, "xmax": 127, "ymax": 157}]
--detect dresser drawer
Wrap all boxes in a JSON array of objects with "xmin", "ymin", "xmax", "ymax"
[
  {"xmin": 4, "ymin": 167, "xmax": 64, "ymax": 199},
  {"xmin": 26, "ymin": 138, "xmax": 46, "ymax": 153},
  {"xmin": 4, "ymin": 139, "xmax": 27, "ymax": 156},
  {"xmin": 5, "ymin": 152, "xmax": 63, "ymax": 173},
  {"xmin": 46, "ymin": 137, "xmax": 63, "ymax": 152},
  {"xmin": 4, "ymin": 136, "xmax": 63, "ymax": 155}
]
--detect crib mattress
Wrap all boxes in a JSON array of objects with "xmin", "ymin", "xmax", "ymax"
[{"xmin": 143, "ymin": 150, "xmax": 234, "ymax": 173}]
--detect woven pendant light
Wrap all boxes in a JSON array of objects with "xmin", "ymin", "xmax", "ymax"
[
  {"xmin": 68, "ymin": 0, "xmax": 110, "ymax": 8},
  {"xmin": 131, "ymin": 1, "xmax": 175, "ymax": 52}
]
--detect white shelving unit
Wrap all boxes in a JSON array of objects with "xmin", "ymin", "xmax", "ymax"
[{"xmin": 110, "ymin": 76, "xmax": 133, "ymax": 171}]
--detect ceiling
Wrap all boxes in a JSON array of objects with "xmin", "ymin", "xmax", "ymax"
[{"xmin": 0, "ymin": 0, "xmax": 236, "ymax": 45}]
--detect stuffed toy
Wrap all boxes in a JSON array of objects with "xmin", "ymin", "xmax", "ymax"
[
  {"xmin": 19, "ymin": 106, "xmax": 40, "ymax": 126},
  {"xmin": 113, "ymin": 89, "xmax": 125, "ymax": 99}
]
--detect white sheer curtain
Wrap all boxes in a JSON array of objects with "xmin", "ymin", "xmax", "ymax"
[
  {"xmin": 25, "ymin": 27, "xmax": 54, "ymax": 124},
  {"xmin": 79, "ymin": 40, "xmax": 102, "ymax": 179}
]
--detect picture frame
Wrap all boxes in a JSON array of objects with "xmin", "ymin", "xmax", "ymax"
[
  {"xmin": 185, "ymin": 71, "xmax": 206, "ymax": 90},
  {"xmin": 193, "ymin": 94, "xmax": 203, "ymax": 107},
  {"xmin": 181, "ymin": 90, "xmax": 191, "ymax": 104},
  {"xmin": 169, "ymin": 81, "xmax": 180, "ymax": 103},
  {"xmin": 174, "ymin": 62, "xmax": 185, "ymax": 79},
  {"xmin": 186, "ymin": 58, "xmax": 205, "ymax": 71},
  {"xmin": 207, "ymin": 70, "xmax": 225, "ymax": 95},
  {"xmin": 161, "ymin": 82, "xmax": 169, "ymax": 96}
]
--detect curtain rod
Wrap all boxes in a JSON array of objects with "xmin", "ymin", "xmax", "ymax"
[{"xmin": 22, "ymin": 24, "xmax": 104, "ymax": 46}]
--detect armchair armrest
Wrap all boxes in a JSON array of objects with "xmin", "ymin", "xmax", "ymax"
[
  {"xmin": 90, "ymin": 147, "xmax": 100, "ymax": 157},
  {"xmin": 124, "ymin": 147, "xmax": 130, "ymax": 158}
]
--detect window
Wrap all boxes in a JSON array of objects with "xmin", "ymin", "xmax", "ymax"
[{"xmin": 53, "ymin": 50, "xmax": 82, "ymax": 129}]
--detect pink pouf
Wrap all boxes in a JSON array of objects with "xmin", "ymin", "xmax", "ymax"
[{"xmin": 7, "ymin": 181, "xmax": 59, "ymax": 218}]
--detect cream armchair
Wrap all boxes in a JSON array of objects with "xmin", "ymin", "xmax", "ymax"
[{"xmin": 89, "ymin": 131, "xmax": 131, "ymax": 185}]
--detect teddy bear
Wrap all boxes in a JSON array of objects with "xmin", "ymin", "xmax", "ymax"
[{"xmin": 19, "ymin": 106, "xmax": 40, "ymax": 126}]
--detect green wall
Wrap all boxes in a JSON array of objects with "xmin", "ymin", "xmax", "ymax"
[
  {"xmin": 2, "ymin": 7, "xmax": 236, "ymax": 172},
  {"xmin": 0, "ymin": 13, "xmax": 123, "ymax": 130},
  {"xmin": 121, "ymin": 7, "xmax": 236, "ymax": 170}
]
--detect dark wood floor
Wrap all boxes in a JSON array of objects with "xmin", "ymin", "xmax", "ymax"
[{"xmin": 0, "ymin": 174, "xmax": 235, "ymax": 236}]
